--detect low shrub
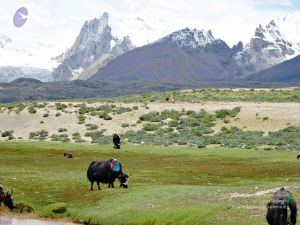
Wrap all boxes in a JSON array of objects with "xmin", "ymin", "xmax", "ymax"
[
  {"xmin": 140, "ymin": 112, "xmax": 162, "ymax": 122},
  {"xmin": 85, "ymin": 130, "xmax": 110, "ymax": 143},
  {"xmin": 86, "ymin": 124, "xmax": 99, "ymax": 130},
  {"xmin": 1, "ymin": 130, "xmax": 14, "ymax": 138},
  {"xmin": 29, "ymin": 130, "xmax": 48, "ymax": 140},
  {"xmin": 13, "ymin": 202, "xmax": 34, "ymax": 213},
  {"xmin": 43, "ymin": 113, "xmax": 49, "ymax": 118},
  {"xmin": 78, "ymin": 115, "xmax": 86, "ymax": 124},
  {"xmin": 72, "ymin": 132, "xmax": 86, "ymax": 143},
  {"xmin": 143, "ymin": 123, "xmax": 161, "ymax": 131},
  {"xmin": 115, "ymin": 107, "xmax": 132, "ymax": 114},
  {"xmin": 215, "ymin": 107, "xmax": 241, "ymax": 119},
  {"xmin": 28, "ymin": 106, "xmax": 37, "ymax": 114},
  {"xmin": 58, "ymin": 128, "xmax": 68, "ymax": 132},
  {"xmin": 98, "ymin": 111, "xmax": 112, "ymax": 120},
  {"xmin": 41, "ymin": 203, "xmax": 68, "ymax": 218},
  {"xmin": 223, "ymin": 118, "xmax": 230, "ymax": 123},
  {"xmin": 168, "ymin": 120, "xmax": 179, "ymax": 127},
  {"xmin": 55, "ymin": 103, "xmax": 67, "ymax": 111}
]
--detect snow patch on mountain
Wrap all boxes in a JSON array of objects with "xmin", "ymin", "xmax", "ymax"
[
  {"xmin": 0, "ymin": 33, "xmax": 58, "ymax": 71},
  {"xmin": 166, "ymin": 28, "xmax": 219, "ymax": 48},
  {"xmin": 234, "ymin": 11, "xmax": 300, "ymax": 73}
]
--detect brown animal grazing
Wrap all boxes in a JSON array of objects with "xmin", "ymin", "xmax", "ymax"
[
  {"xmin": 266, "ymin": 187, "xmax": 297, "ymax": 225},
  {"xmin": 64, "ymin": 153, "xmax": 73, "ymax": 158}
]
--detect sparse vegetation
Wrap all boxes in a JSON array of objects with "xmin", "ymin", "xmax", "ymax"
[
  {"xmin": 43, "ymin": 113, "xmax": 49, "ymax": 117},
  {"xmin": 55, "ymin": 103, "xmax": 68, "ymax": 111},
  {"xmin": 78, "ymin": 114, "xmax": 86, "ymax": 124},
  {"xmin": 115, "ymin": 87, "xmax": 300, "ymax": 103},
  {"xmin": 29, "ymin": 130, "xmax": 49, "ymax": 140},
  {"xmin": 1, "ymin": 130, "xmax": 14, "ymax": 140},
  {"xmin": 72, "ymin": 132, "xmax": 86, "ymax": 143},
  {"xmin": 58, "ymin": 128, "xmax": 68, "ymax": 133},
  {"xmin": 121, "ymin": 123, "xmax": 130, "ymax": 128},
  {"xmin": 85, "ymin": 124, "xmax": 99, "ymax": 130},
  {"xmin": 215, "ymin": 107, "xmax": 241, "ymax": 119},
  {"xmin": 98, "ymin": 111, "xmax": 112, "ymax": 120},
  {"xmin": 85, "ymin": 130, "xmax": 110, "ymax": 143},
  {"xmin": 143, "ymin": 123, "xmax": 161, "ymax": 131},
  {"xmin": 28, "ymin": 106, "xmax": 37, "ymax": 114}
]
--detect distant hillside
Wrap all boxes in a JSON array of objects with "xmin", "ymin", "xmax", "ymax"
[
  {"xmin": 0, "ymin": 78, "xmax": 299, "ymax": 103},
  {"xmin": 0, "ymin": 78, "xmax": 202, "ymax": 103},
  {"xmin": 246, "ymin": 55, "xmax": 300, "ymax": 82}
]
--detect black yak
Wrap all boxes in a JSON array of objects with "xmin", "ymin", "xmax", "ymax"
[
  {"xmin": 0, "ymin": 186, "xmax": 14, "ymax": 210},
  {"xmin": 64, "ymin": 153, "xmax": 73, "ymax": 158},
  {"xmin": 266, "ymin": 187, "xmax": 297, "ymax": 225},
  {"xmin": 87, "ymin": 159, "xmax": 128, "ymax": 190},
  {"xmin": 297, "ymin": 153, "xmax": 300, "ymax": 159},
  {"xmin": 113, "ymin": 134, "xmax": 121, "ymax": 149}
]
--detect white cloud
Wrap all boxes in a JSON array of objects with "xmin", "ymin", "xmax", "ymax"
[{"xmin": 0, "ymin": 0, "xmax": 299, "ymax": 68}]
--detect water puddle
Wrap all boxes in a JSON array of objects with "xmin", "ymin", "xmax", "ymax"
[
  {"xmin": 228, "ymin": 185, "xmax": 300, "ymax": 199},
  {"xmin": 0, "ymin": 217, "xmax": 76, "ymax": 225}
]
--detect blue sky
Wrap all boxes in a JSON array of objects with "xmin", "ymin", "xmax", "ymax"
[{"xmin": 253, "ymin": 0, "xmax": 300, "ymax": 11}]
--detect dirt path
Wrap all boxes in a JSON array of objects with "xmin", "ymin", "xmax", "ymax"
[{"xmin": 228, "ymin": 185, "xmax": 300, "ymax": 199}]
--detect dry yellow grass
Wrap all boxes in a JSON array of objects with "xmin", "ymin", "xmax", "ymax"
[{"xmin": 0, "ymin": 101, "xmax": 299, "ymax": 141}]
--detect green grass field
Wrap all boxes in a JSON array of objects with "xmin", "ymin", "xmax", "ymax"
[{"xmin": 0, "ymin": 141, "xmax": 299, "ymax": 225}]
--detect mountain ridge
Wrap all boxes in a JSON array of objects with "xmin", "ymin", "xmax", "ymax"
[{"xmin": 89, "ymin": 28, "xmax": 243, "ymax": 82}]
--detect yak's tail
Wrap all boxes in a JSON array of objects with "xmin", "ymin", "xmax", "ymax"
[{"xmin": 87, "ymin": 161, "xmax": 97, "ymax": 181}]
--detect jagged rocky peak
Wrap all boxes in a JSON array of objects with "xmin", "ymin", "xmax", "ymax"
[
  {"xmin": 267, "ymin": 19, "xmax": 277, "ymax": 27},
  {"xmin": 52, "ymin": 12, "xmax": 134, "ymax": 81},
  {"xmin": 232, "ymin": 41, "xmax": 243, "ymax": 54},
  {"xmin": 0, "ymin": 34, "xmax": 12, "ymax": 48},
  {"xmin": 57, "ymin": 12, "xmax": 114, "ymax": 63},
  {"xmin": 254, "ymin": 24, "xmax": 266, "ymax": 39},
  {"xmin": 234, "ymin": 13, "xmax": 300, "ymax": 74},
  {"xmin": 254, "ymin": 20, "xmax": 290, "ymax": 45},
  {"xmin": 166, "ymin": 27, "xmax": 218, "ymax": 48},
  {"xmin": 75, "ymin": 12, "xmax": 111, "ymax": 49}
]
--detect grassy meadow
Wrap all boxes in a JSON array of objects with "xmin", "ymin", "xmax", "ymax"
[
  {"xmin": 0, "ymin": 141, "xmax": 299, "ymax": 225},
  {"xmin": 0, "ymin": 88, "xmax": 300, "ymax": 224}
]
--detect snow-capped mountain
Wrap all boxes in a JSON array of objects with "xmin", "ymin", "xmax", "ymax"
[
  {"xmin": 0, "ymin": 35, "xmax": 12, "ymax": 48},
  {"xmin": 234, "ymin": 11, "xmax": 300, "ymax": 74},
  {"xmin": 0, "ymin": 66, "xmax": 52, "ymax": 83},
  {"xmin": 163, "ymin": 28, "xmax": 221, "ymax": 49},
  {"xmin": 0, "ymin": 35, "xmax": 53, "ymax": 82},
  {"xmin": 90, "ymin": 28, "xmax": 242, "ymax": 81},
  {"xmin": 52, "ymin": 12, "xmax": 134, "ymax": 81}
]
